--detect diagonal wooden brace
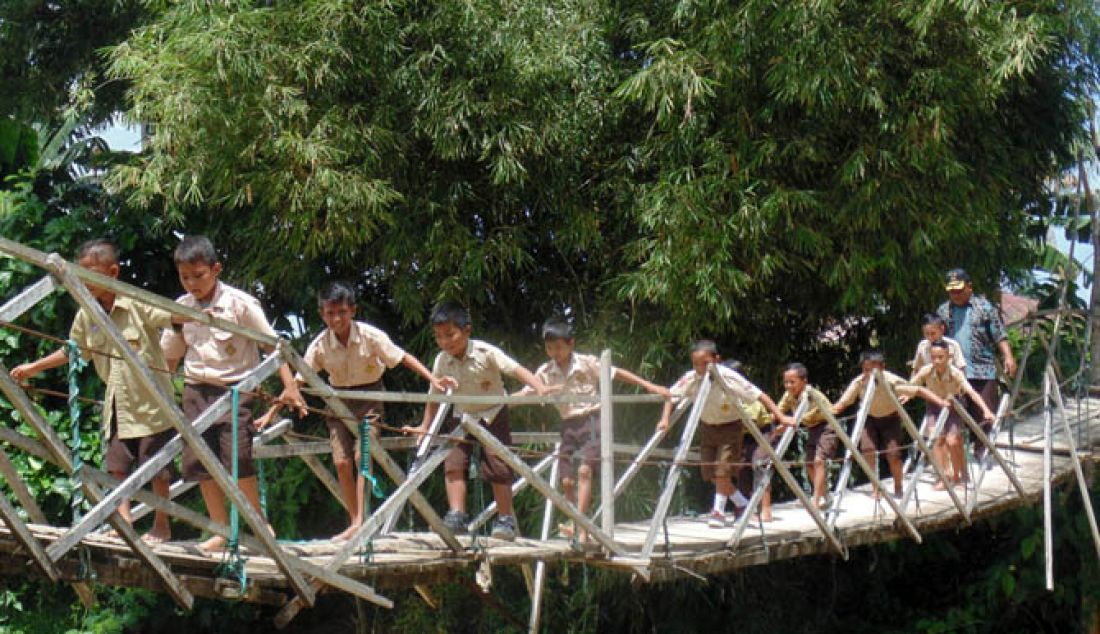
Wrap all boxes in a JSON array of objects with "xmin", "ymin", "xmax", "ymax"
[
  {"xmin": 825, "ymin": 374, "xmax": 876, "ymax": 532},
  {"xmin": 815, "ymin": 388, "xmax": 922, "ymax": 543},
  {"xmin": 640, "ymin": 373, "xmax": 711, "ymax": 559},
  {"xmin": 716, "ymin": 375, "xmax": 844, "ymax": 556},
  {"xmin": 273, "ymin": 428, "xmax": 466, "ymax": 628},
  {"xmin": 876, "ymin": 371, "xmax": 969, "ymax": 523},
  {"xmin": 468, "ymin": 452, "xmax": 555, "ymax": 533},
  {"xmin": 47, "ymin": 257, "xmax": 313, "ymax": 605},
  {"xmin": 0, "ymin": 275, "xmax": 57, "ymax": 322},
  {"xmin": 281, "ymin": 349, "xmax": 462, "ymax": 552},
  {"xmin": 0, "ymin": 361, "xmax": 191, "ymax": 609},
  {"xmin": 0, "ymin": 490, "xmax": 60, "ymax": 582},
  {"xmin": 457, "ymin": 416, "xmax": 629, "ymax": 559},
  {"xmin": 47, "ymin": 354, "xmax": 280, "ymax": 561},
  {"xmin": 952, "ymin": 398, "xmax": 1026, "ymax": 498}
]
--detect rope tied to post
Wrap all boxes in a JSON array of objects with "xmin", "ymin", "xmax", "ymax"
[
  {"xmin": 359, "ymin": 416, "xmax": 385, "ymax": 565},
  {"xmin": 216, "ymin": 386, "xmax": 248, "ymax": 595}
]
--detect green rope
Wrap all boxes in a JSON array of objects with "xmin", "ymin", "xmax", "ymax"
[
  {"xmin": 358, "ymin": 417, "xmax": 385, "ymax": 565},
  {"xmin": 257, "ymin": 456, "xmax": 268, "ymax": 519},
  {"xmin": 65, "ymin": 340, "xmax": 88, "ymax": 520},
  {"xmin": 469, "ymin": 447, "xmax": 483, "ymax": 552},
  {"xmin": 216, "ymin": 386, "xmax": 247, "ymax": 595}
]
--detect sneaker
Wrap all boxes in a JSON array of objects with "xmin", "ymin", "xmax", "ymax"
[
  {"xmin": 491, "ymin": 515, "xmax": 518, "ymax": 541},
  {"xmin": 443, "ymin": 510, "xmax": 469, "ymax": 534},
  {"xmin": 706, "ymin": 509, "xmax": 731, "ymax": 528}
]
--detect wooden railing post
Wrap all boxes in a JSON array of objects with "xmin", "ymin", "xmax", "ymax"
[{"xmin": 599, "ymin": 350, "xmax": 614, "ymax": 537}]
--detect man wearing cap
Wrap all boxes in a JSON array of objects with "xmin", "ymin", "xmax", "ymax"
[{"xmin": 936, "ymin": 269, "xmax": 1016, "ymax": 437}]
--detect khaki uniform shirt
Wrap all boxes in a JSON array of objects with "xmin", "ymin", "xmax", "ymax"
[
  {"xmin": 160, "ymin": 282, "xmax": 277, "ymax": 385},
  {"xmin": 430, "ymin": 339, "xmax": 521, "ymax": 423},
  {"xmin": 910, "ymin": 364, "xmax": 969, "ymax": 400},
  {"xmin": 70, "ymin": 297, "xmax": 176, "ymax": 439},
  {"xmin": 777, "ymin": 387, "xmax": 830, "ymax": 428},
  {"xmin": 302, "ymin": 321, "xmax": 406, "ymax": 387},
  {"xmin": 533, "ymin": 352, "xmax": 607, "ymax": 420},
  {"xmin": 670, "ymin": 365, "xmax": 763, "ymax": 425},
  {"xmin": 910, "ymin": 336, "xmax": 966, "ymax": 376},
  {"xmin": 834, "ymin": 370, "xmax": 917, "ymax": 418}
]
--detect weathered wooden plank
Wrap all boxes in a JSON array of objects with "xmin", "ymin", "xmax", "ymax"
[
  {"xmin": 253, "ymin": 442, "xmax": 332, "ymax": 460},
  {"xmin": 48, "ymin": 354, "xmax": 281, "ymax": 560},
  {"xmin": 308, "ymin": 387, "xmax": 665, "ymax": 406},
  {"xmin": 48, "ymin": 258, "xmax": 300, "ymax": 605},
  {"xmin": 0, "ymin": 275, "xmax": 57, "ymax": 322},
  {"xmin": 0, "ymin": 448, "xmax": 46, "ymax": 524},
  {"xmin": 0, "ymin": 491, "xmax": 59, "ymax": 581},
  {"xmin": 599, "ymin": 350, "xmax": 615, "ymax": 536}
]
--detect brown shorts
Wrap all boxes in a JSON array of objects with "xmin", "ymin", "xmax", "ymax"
[
  {"xmin": 700, "ymin": 420, "xmax": 743, "ymax": 482},
  {"xmin": 559, "ymin": 412, "xmax": 600, "ymax": 481},
  {"xmin": 327, "ymin": 381, "xmax": 385, "ymax": 465},
  {"xmin": 105, "ymin": 418, "xmax": 176, "ymax": 481},
  {"xmin": 860, "ymin": 414, "xmax": 903, "ymax": 459},
  {"xmin": 181, "ymin": 383, "xmax": 256, "ymax": 482},
  {"xmin": 444, "ymin": 407, "xmax": 513, "ymax": 484},
  {"xmin": 806, "ymin": 423, "xmax": 838, "ymax": 462},
  {"xmin": 923, "ymin": 402, "xmax": 961, "ymax": 437}
]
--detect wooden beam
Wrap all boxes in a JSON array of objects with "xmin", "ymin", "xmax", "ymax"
[
  {"xmin": 529, "ymin": 443, "xmax": 561, "ymax": 633},
  {"xmin": 641, "ymin": 372, "xmax": 710, "ymax": 560},
  {"xmin": 0, "ymin": 361, "xmax": 191, "ymax": 609},
  {"xmin": 48, "ymin": 258, "xmax": 306, "ymax": 605},
  {"xmin": 0, "ymin": 238, "xmax": 277, "ymax": 346},
  {"xmin": 0, "ymin": 448, "xmax": 47, "ymax": 524},
  {"xmin": 382, "ymin": 392, "xmax": 451, "ymax": 535},
  {"xmin": 253, "ymin": 442, "xmax": 332, "ymax": 460},
  {"xmin": 812, "ymin": 386, "xmax": 922, "ymax": 544},
  {"xmin": 282, "ymin": 348, "xmax": 461, "ymax": 551},
  {"xmin": 953, "ymin": 400, "xmax": 1027, "ymax": 499},
  {"xmin": 824, "ymin": 373, "xmax": 876, "ymax": 533},
  {"xmin": 599, "ymin": 350, "xmax": 615, "ymax": 536},
  {"xmin": 899, "ymin": 406, "xmax": 950, "ymax": 514},
  {"xmin": 1047, "ymin": 366, "xmax": 1100, "ymax": 565},
  {"xmin": 875, "ymin": 370, "xmax": 969, "ymax": 523},
  {"xmin": 48, "ymin": 354, "xmax": 281, "ymax": 560},
  {"xmin": 457, "ymin": 417, "xmax": 629, "ymax": 560},
  {"xmin": 468, "ymin": 452, "xmax": 555, "ymax": 533},
  {"xmin": 0, "ymin": 491, "xmax": 60, "ymax": 581},
  {"xmin": 966, "ymin": 393, "xmax": 1014, "ymax": 516},
  {"xmin": 273, "ymin": 428, "xmax": 466, "ymax": 629},
  {"xmin": 81, "ymin": 469, "xmax": 393, "ymax": 609},
  {"xmin": 720, "ymin": 377, "xmax": 844, "ymax": 557},
  {"xmin": 0, "ymin": 275, "xmax": 57, "ymax": 322},
  {"xmin": 306, "ymin": 387, "xmax": 665, "ymax": 406}
]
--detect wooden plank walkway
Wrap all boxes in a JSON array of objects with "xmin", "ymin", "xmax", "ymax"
[{"xmin": 0, "ymin": 401, "xmax": 1094, "ymax": 605}]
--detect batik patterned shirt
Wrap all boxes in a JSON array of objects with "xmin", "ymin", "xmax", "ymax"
[{"xmin": 936, "ymin": 295, "xmax": 1006, "ymax": 381}]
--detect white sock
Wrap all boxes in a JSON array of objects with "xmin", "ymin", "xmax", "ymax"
[
  {"xmin": 713, "ymin": 493, "xmax": 728, "ymax": 513},
  {"xmin": 732, "ymin": 491, "xmax": 749, "ymax": 508}
]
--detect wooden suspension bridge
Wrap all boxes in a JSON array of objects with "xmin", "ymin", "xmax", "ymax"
[{"xmin": 0, "ymin": 235, "xmax": 1099, "ymax": 632}]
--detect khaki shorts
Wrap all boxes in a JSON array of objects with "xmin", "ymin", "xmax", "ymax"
[
  {"xmin": 105, "ymin": 414, "xmax": 176, "ymax": 481},
  {"xmin": 180, "ymin": 383, "xmax": 256, "ymax": 482},
  {"xmin": 444, "ymin": 407, "xmax": 514, "ymax": 484},
  {"xmin": 327, "ymin": 380, "xmax": 384, "ymax": 464},
  {"xmin": 700, "ymin": 420, "xmax": 743, "ymax": 482},
  {"xmin": 806, "ymin": 423, "xmax": 838, "ymax": 462}
]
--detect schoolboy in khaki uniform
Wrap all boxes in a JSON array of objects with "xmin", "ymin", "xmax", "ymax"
[
  {"xmin": 832, "ymin": 350, "xmax": 945, "ymax": 499},
  {"xmin": 402, "ymin": 302, "xmax": 547, "ymax": 541},
  {"xmin": 260, "ymin": 281, "xmax": 442, "ymax": 541},
  {"xmin": 12, "ymin": 239, "xmax": 184, "ymax": 543},
  {"xmin": 776, "ymin": 363, "xmax": 835, "ymax": 510},
  {"xmin": 910, "ymin": 313, "xmax": 966, "ymax": 377},
  {"xmin": 657, "ymin": 340, "xmax": 792, "ymax": 528},
  {"xmin": 527, "ymin": 318, "xmax": 668, "ymax": 539},
  {"xmin": 160, "ymin": 235, "xmax": 306, "ymax": 552},
  {"xmin": 910, "ymin": 341, "xmax": 995, "ymax": 489}
]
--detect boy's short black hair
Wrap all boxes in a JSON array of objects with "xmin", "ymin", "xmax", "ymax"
[
  {"xmin": 921, "ymin": 313, "xmax": 946, "ymax": 328},
  {"xmin": 692, "ymin": 339, "xmax": 719, "ymax": 355},
  {"xmin": 785, "ymin": 362, "xmax": 809, "ymax": 380},
  {"xmin": 319, "ymin": 281, "xmax": 356, "ymax": 308},
  {"xmin": 541, "ymin": 318, "xmax": 574, "ymax": 342},
  {"xmin": 174, "ymin": 235, "xmax": 218, "ymax": 266},
  {"xmin": 929, "ymin": 340, "xmax": 950, "ymax": 351},
  {"xmin": 859, "ymin": 350, "xmax": 885, "ymax": 365},
  {"xmin": 76, "ymin": 239, "xmax": 118, "ymax": 265},
  {"xmin": 430, "ymin": 301, "xmax": 471, "ymax": 328}
]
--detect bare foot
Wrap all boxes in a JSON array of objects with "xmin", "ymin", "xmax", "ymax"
[
  {"xmin": 143, "ymin": 528, "xmax": 171, "ymax": 545},
  {"xmin": 198, "ymin": 534, "xmax": 228, "ymax": 553},
  {"xmin": 933, "ymin": 480, "xmax": 948, "ymax": 491},
  {"xmin": 333, "ymin": 524, "xmax": 361, "ymax": 542},
  {"xmin": 558, "ymin": 522, "xmax": 575, "ymax": 539},
  {"xmin": 759, "ymin": 509, "xmax": 774, "ymax": 523}
]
